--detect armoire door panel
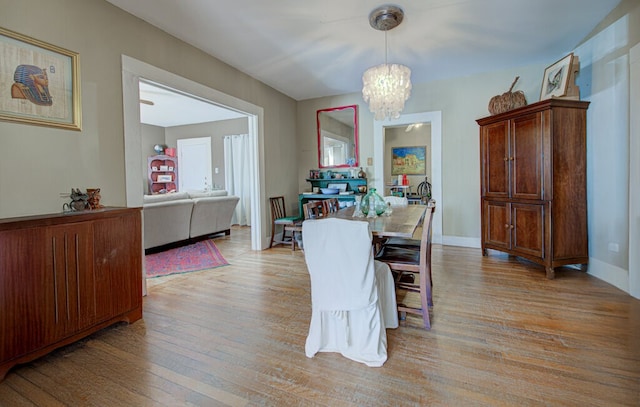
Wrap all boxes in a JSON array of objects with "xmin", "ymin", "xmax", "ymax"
[
  {"xmin": 484, "ymin": 201, "xmax": 510, "ymax": 249},
  {"xmin": 511, "ymin": 203, "xmax": 544, "ymax": 258},
  {"xmin": 482, "ymin": 121, "xmax": 510, "ymax": 198},
  {"xmin": 511, "ymin": 113, "xmax": 543, "ymax": 200}
]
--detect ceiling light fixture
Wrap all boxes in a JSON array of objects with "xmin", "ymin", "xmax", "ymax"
[
  {"xmin": 362, "ymin": 4, "xmax": 412, "ymax": 121},
  {"xmin": 405, "ymin": 122, "xmax": 424, "ymax": 132}
]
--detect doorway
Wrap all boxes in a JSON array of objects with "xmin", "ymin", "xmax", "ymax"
[
  {"xmin": 121, "ymin": 55, "xmax": 266, "ymax": 251},
  {"xmin": 374, "ymin": 111, "xmax": 443, "ymax": 244}
]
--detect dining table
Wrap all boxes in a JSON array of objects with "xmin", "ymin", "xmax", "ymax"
[{"xmin": 327, "ymin": 204, "xmax": 428, "ymax": 239}]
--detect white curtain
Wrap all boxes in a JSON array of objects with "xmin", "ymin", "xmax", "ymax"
[{"xmin": 224, "ymin": 134, "xmax": 254, "ymax": 226}]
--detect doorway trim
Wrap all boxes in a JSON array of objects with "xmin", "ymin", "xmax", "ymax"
[
  {"xmin": 374, "ymin": 111, "xmax": 443, "ymax": 244},
  {"xmin": 121, "ymin": 55, "xmax": 266, "ymax": 250},
  {"xmin": 629, "ymin": 42, "xmax": 639, "ymax": 299}
]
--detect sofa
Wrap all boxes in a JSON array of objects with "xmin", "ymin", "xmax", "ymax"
[{"xmin": 142, "ymin": 190, "xmax": 240, "ymax": 250}]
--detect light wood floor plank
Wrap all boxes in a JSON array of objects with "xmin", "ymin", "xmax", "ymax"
[{"xmin": 1, "ymin": 226, "xmax": 638, "ymax": 406}]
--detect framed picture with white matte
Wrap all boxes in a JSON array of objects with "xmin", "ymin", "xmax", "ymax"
[{"xmin": 540, "ymin": 53, "xmax": 574, "ymax": 100}]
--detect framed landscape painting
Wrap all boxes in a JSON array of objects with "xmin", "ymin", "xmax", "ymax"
[
  {"xmin": 392, "ymin": 146, "xmax": 426, "ymax": 176},
  {"xmin": 0, "ymin": 27, "xmax": 81, "ymax": 130}
]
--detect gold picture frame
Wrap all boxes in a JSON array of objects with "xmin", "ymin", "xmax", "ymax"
[
  {"xmin": 0, "ymin": 27, "xmax": 81, "ymax": 130},
  {"xmin": 540, "ymin": 53, "xmax": 574, "ymax": 101}
]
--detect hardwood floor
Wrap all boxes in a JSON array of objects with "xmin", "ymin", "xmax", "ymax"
[{"xmin": 1, "ymin": 226, "xmax": 639, "ymax": 406}]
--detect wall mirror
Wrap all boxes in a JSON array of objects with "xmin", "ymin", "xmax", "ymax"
[{"xmin": 317, "ymin": 105, "xmax": 359, "ymax": 168}]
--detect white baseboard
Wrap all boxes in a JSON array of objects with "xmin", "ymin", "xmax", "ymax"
[
  {"xmin": 587, "ymin": 257, "xmax": 631, "ymax": 296},
  {"xmin": 441, "ymin": 235, "xmax": 481, "ymax": 248}
]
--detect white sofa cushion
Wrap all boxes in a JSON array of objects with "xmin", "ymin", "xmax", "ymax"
[
  {"xmin": 143, "ymin": 191, "xmax": 189, "ymax": 204},
  {"xmin": 189, "ymin": 195, "xmax": 240, "ymax": 239},
  {"xmin": 143, "ymin": 199, "xmax": 194, "ymax": 249},
  {"xmin": 186, "ymin": 190, "xmax": 228, "ymax": 198}
]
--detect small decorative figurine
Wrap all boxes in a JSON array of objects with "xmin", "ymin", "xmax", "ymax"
[
  {"xmin": 86, "ymin": 188, "xmax": 103, "ymax": 209},
  {"xmin": 63, "ymin": 188, "xmax": 90, "ymax": 212}
]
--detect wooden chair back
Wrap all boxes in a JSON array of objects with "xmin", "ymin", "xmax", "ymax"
[
  {"xmin": 269, "ymin": 196, "xmax": 287, "ymax": 221},
  {"xmin": 383, "ymin": 196, "xmax": 408, "ymax": 206},
  {"xmin": 375, "ymin": 205, "xmax": 435, "ymax": 329},
  {"xmin": 269, "ymin": 196, "xmax": 301, "ymax": 249},
  {"xmin": 322, "ymin": 198, "xmax": 340, "ymax": 214},
  {"xmin": 303, "ymin": 201, "xmax": 326, "ymax": 219}
]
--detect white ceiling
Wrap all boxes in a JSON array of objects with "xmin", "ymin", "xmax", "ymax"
[
  {"xmin": 115, "ymin": 0, "xmax": 622, "ymax": 126},
  {"xmin": 139, "ymin": 81, "xmax": 246, "ymax": 127}
]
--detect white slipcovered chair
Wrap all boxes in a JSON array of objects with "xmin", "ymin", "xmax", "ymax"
[
  {"xmin": 383, "ymin": 195, "xmax": 408, "ymax": 206},
  {"xmin": 302, "ymin": 218, "xmax": 398, "ymax": 367}
]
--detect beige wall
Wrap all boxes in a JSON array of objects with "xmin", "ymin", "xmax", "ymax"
[
  {"xmin": 572, "ymin": 0, "xmax": 640, "ymax": 294},
  {"xmin": 0, "ymin": 0, "xmax": 297, "ymax": 218},
  {"xmin": 164, "ymin": 117, "xmax": 249, "ymax": 190}
]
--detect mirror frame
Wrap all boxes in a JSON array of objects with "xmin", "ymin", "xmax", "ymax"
[{"xmin": 316, "ymin": 104, "xmax": 359, "ymax": 169}]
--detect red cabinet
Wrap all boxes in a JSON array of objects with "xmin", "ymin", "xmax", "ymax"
[{"xmin": 148, "ymin": 155, "xmax": 178, "ymax": 194}]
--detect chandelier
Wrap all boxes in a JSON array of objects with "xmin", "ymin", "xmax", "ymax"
[{"xmin": 362, "ymin": 5, "xmax": 412, "ymax": 121}]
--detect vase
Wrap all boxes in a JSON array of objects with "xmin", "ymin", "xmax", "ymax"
[{"xmin": 360, "ymin": 188, "xmax": 386, "ymax": 216}]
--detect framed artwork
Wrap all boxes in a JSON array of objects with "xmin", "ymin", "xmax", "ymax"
[
  {"xmin": 540, "ymin": 53, "xmax": 573, "ymax": 101},
  {"xmin": 0, "ymin": 27, "xmax": 81, "ymax": 130},
  {"xmin": 391, "ymin": 146, "xmax": 426, "ymax": 176}
]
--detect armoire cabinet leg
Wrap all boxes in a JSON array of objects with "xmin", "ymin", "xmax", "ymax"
[{"xmin": 546, "ymin": 267, "xmax": 555, "ymax": 279}]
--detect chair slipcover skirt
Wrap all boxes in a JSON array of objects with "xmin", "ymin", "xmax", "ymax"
[{"xmin": 303, "ymin": 218, "xmax": 398, "ymax": 367}]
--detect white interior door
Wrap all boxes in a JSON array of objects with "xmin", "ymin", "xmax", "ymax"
[{"xmin": 177, "ymin": 137, "xmax": 212, "ymax": 192}]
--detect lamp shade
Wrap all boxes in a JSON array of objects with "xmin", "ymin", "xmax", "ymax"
[{"xmin": 362, "ymin": 63, "xmax": 412, "ymax": 120}]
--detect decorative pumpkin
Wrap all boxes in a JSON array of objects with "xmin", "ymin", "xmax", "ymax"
[{"xmin": 488, "ymin": 76, "xmax": 527, "ymax": 115}]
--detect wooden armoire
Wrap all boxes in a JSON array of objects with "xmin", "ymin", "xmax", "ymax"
[{"xmin": 477, "ymin": 99, "xmax": 589, "ymax": 278}]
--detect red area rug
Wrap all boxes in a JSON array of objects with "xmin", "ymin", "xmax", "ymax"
[{"xmin": 145, "ymin": 239, "xmax": 229, "ymax": 278}]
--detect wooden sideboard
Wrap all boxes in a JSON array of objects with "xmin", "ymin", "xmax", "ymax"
[
  {"xmin": 0, "ymin": 207, "xmax": 143, "ymax": 380},
  {"xmin": 477, "ymin": 99, "xmax": 590, "ymax": 279}
]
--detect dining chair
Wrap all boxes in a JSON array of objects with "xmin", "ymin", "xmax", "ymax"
[
  {"xmin": 321, "ymin": 197, "xmax": 340, "ymax": 214},
  {"xmin": 291, "ymin": 200, "xmax": 328, "ymax": 252},
  {"xmin": 375, "ymin": 204, "xmax": 435, "ymax": 329},
  {"xmin": 302, "ymin": 217, "xmax": 398, "ymax": 367},
  {"xmin": 383, "ymin": 195, "xmax": 408, "ymax": 206},
  {"xmin": 268, "ymin": 196, "xmax": 302, "ymax": 249},
  {"xmin": 382, "ymin": 201, "xmax": 435, "ymax": 250},
  {"xmin": 303, "ymin": 200, "xmax": 326, "ymax": 219}
]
